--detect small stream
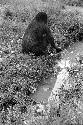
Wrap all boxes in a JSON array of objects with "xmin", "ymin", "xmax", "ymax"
[
  {"xmin": 31, "ymin": 75, "xmax": 57, "ymax": 103},
  {"xmin": 61, "ymin": 41, "xmax": 83, "ymax": 63},
  {"xmin": 31, "ymin": 41, "xmax": 83, "ymax": 103}
]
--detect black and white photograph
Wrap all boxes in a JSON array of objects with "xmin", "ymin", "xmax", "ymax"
[{"xmin": 0, "ymin": 0, "xmax": 83, "ymax": 125}]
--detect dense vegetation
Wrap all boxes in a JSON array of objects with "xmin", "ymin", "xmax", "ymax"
[{"xmin": 0, "ymin": 0, "xmax": 83, "ymax": 124}]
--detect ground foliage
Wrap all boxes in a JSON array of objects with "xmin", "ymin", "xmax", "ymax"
[
  {"xmin": 0, "ymin": 1, "xmax": 83, "ymax": 125},
  {"xmin": 0, "ymin": 2, "xmax": 60, "ymax": 124}
]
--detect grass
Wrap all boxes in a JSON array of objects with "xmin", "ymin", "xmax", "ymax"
[
  {"xmin": 0, "ymin": 0, "xmax": 83, "ymax": 125},
  {"xmin": 0, "ymin": 1, "xmax": 60, "ymax": 124}
]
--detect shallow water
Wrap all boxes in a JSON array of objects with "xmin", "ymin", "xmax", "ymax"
[
  {"xmin": 62, "ymin": 41, "xmax": 83, "ymax": 63},
  {"xmin": 31, "ymin": 75, "xmax": 57, "ymax": 103},
  {"xmin": 31, "ymin": 41, "xmax": 83, "ymax": 103}
]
